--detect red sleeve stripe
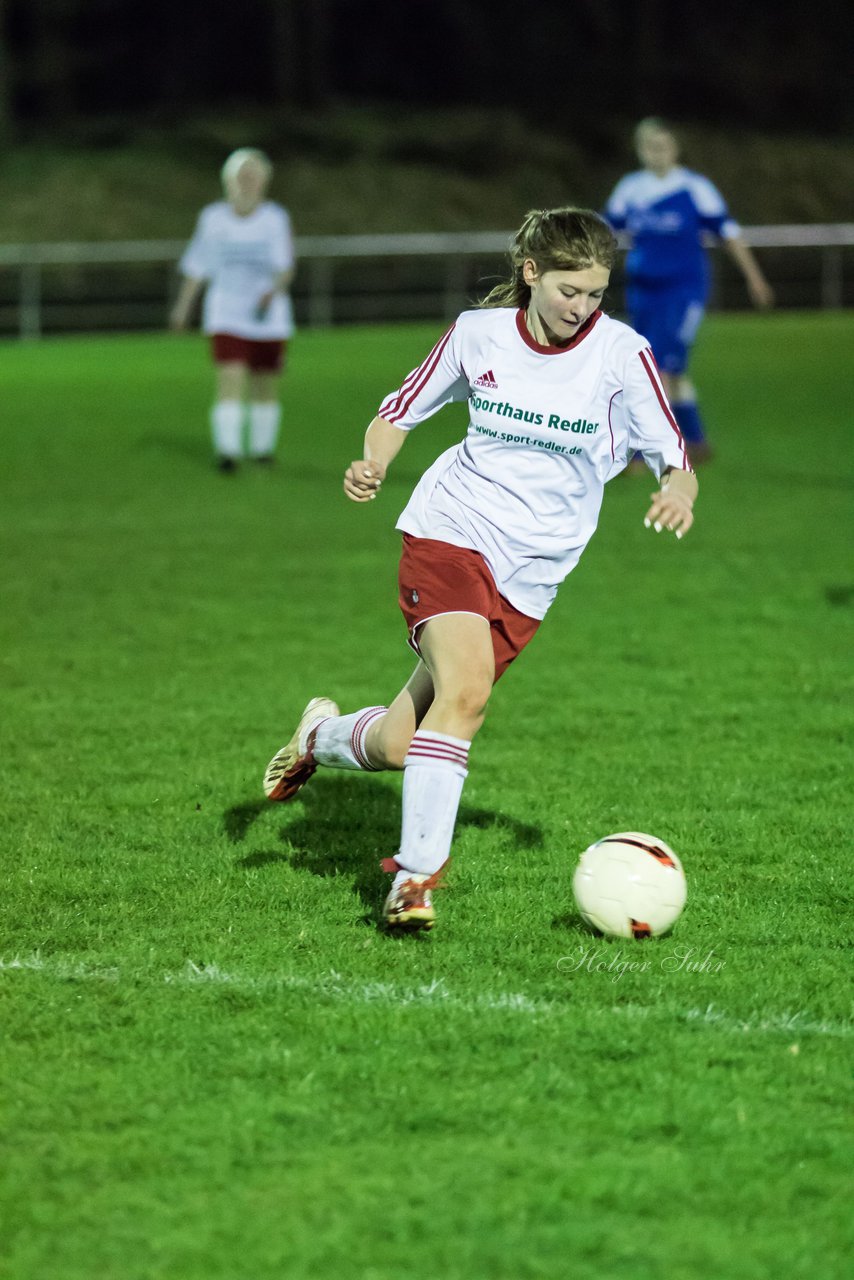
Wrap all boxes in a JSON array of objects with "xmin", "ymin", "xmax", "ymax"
[
  {"xmin": 378, "ymin": 358, "xmax": 429, "ymax": 422},
  {"xmin": 379, "ymin": 323, "xmax": 456, "ymax": 423},
  {"xmin": 379, "ymin": 323, "xmax": 457, "ymax": 424},
  {"xmin": 606, "ymin": 388, "xmax": 622, "ymax": 462},
  {"xmin": 638, "ymin": 348, "xmax": 689, "ymax": 469}
]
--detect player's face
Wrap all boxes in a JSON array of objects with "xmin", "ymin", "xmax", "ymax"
[
  {"xmin": 523, "ymin": 262, "xmax": 610, "ymax": 346},
  {"xmin": 636, "ymin": 129, "xmax": 679, "ymax": 175},
  {"xmin": 226, "ymin": 161, "xmax": 269, "ymax": 213}
]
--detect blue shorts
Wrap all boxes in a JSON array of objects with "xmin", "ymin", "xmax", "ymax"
[{"xmin": 625, "ymin": 285, "xmax": 705, "ymax": 376}]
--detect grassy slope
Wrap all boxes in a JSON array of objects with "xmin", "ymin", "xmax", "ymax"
[
  {"xmin": 1, "ymin": 314, "xmax": 852, "ymax": 1279},
  {"xmin": 0, "ymin": 108, "xmax": 852, "ymax": 241}
]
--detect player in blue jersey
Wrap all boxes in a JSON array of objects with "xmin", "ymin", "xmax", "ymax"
[{"xmin": 604, "ymin": 118, "xmax": 773, "ymax": 462}]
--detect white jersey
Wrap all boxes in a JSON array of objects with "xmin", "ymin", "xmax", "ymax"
[
  {"xmin": 179, "ymin": 200, "xmax": 295, "ymax": 339},
  {"xmin": 380, "ymin": 307, "xmax": 690, "ymax": 620}
]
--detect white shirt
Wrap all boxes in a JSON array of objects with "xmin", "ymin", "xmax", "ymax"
[
  {"xmin": 381, "ymin": 307, "xmax": 691, "ymax": 620},
  {"xmin": 179, "ymin": 201, "xmax": 295, "ymax": 339}
]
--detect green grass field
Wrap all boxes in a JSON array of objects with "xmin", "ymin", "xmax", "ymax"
[{"xmin": 2, "ymin": 313, "xmax": 852, "ymax": 1280}]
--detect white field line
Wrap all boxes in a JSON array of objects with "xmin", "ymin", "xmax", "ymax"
[{"xmin": 1, "ymin": 952, "xmax": 851, "ymax": 1039}]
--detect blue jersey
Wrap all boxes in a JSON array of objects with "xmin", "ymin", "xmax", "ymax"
[{"xmin": 604, "ymin": 166, "xmax": 740, "ymax": 292}]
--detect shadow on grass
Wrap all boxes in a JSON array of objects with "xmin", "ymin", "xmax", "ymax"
[
  {"xmin": 551, "ymin": 910, "xmax": 599, "ymax": 937},
  {"xmin": 825, "ymin": 584, "xmax": 853, "ymax": 607},
  {"xmin": 223, "ymin": 776, "xmax": 544, "ymax": 921},
  {"xmin": 136, "ymin": 432, "xmax": 212, "ymax": 466}
]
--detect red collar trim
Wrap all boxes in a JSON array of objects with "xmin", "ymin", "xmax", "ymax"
[{"xmin": 515, "ymin": 307, "xmax": 602, "ymax": 354}]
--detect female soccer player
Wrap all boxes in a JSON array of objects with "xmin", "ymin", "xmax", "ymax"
[
  {"xmin": 170, "ymin": 148, "xmax": 295, "ymax": 471},
  {"xmin": 604, "ymin": 118, "xmax": 773, "ymax": 462},
  {"xmin": 263, "ymin": 207, "xmax": 697, "ymax": 931}
]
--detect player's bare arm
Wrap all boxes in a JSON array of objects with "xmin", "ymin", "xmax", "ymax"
[
  {"xmin": 725, "ymin": 238, "xmax": 775, "ymax": 309},
  {"xmin": 344, "ymin": 415, "xmax": 408, "ymax": 502},
  {"xmin": 644, "ymin": 467, "xmax": 698, "ymax": 539},
  {"xmin": 169, "ymin": 276, "xmax": 205, "ymax": 330}
]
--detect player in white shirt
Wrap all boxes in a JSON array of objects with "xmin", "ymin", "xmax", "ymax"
[
  {"xmin": 170, "ymin": 148, "xmax": 296, "ymax": 470},
  {"xmin": 262, "ymin": 208, "xmax": 698, "ymax": 931}
]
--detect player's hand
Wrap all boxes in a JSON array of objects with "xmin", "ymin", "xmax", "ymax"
[
  {"xmin": 254, "ymin": 290, "xmax": 274, "ymax": 320},
  {"xmin": 344, "ymin": 460, "xmax": 386, "ymax": 502},
  {"xmin": 644, "ymin": 487, "xmax": 694, "ymax": 540}
]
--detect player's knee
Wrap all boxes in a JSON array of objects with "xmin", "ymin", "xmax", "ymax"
[{"xmin": 442, "ymin": 675, "xmax": 492, "ymax": 726}]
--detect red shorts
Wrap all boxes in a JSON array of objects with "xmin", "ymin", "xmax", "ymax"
[
  {"xmin": 398, "ymin": 534, "xmax": 540, "ymax": 681},
  {"xmin": 211, "ymin": 333, "xmax": 287, "ymax": 372}
]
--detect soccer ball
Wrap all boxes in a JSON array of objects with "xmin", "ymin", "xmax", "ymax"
[{"xmin": 572, "ymin": 832, "xmax": 687, "ymax": 939}]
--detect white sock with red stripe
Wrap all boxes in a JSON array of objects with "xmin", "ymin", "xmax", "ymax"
[
  {"xmin": 398, "ymin": 730, "xmax": 470, "ymax": 877},
  {"xmin": 211, "ymin": 400, "xmax": 243, "ymax": 458},
  {"xmin": 311, "ymin": 707, "xmax": 386, "ymax": 771},
  {"xmin": 248, "ymin": 402, "xmax": 281, "ymax": 457}
]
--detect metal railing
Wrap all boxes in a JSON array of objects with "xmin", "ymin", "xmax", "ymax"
[{"xmin": 0, "ymin": 224, "xmax": 852, "ymax": 339}]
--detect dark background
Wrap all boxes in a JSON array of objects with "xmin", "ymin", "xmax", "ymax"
[
  {"xmin": 1, "ymin": 0, "xmax": 850, "ymax": 329},
  {"xmin": 1, "ymin": 0, "xmax": 850, "ymax": 140}
]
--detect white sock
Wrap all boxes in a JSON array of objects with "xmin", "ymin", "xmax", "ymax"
[
  {"xmin": 248, "ymin": 402, "xmax": 281, "ymax": 457},
  {"xmin": 398, "ymin": 730, "xmax": 470, "ymax": 876},
  {"xmin": 312, "ymin": 707, "xmax": 387, "ymax": 771},
  {"xmin": 211, "ymin": 400, "xmax": 243, "ymax": 458}
]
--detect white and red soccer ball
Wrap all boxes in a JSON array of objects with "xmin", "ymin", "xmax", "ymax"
[{"xmin": 573, "ymin": 832, "xmax": 687, "ymax": 939}]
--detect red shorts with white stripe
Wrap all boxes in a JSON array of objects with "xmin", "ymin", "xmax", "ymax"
[
  {"xmin": 398, "ymin": 534, "xmax": 540, "ymax": 681},
  {"xmin": 211, "ymin": 333, "xmax": 287, "ymax": 372}
]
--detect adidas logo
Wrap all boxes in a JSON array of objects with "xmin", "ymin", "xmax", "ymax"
[{"xmin": 473, "ymin": 369, "xmax": 498, "ymax": 389}]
